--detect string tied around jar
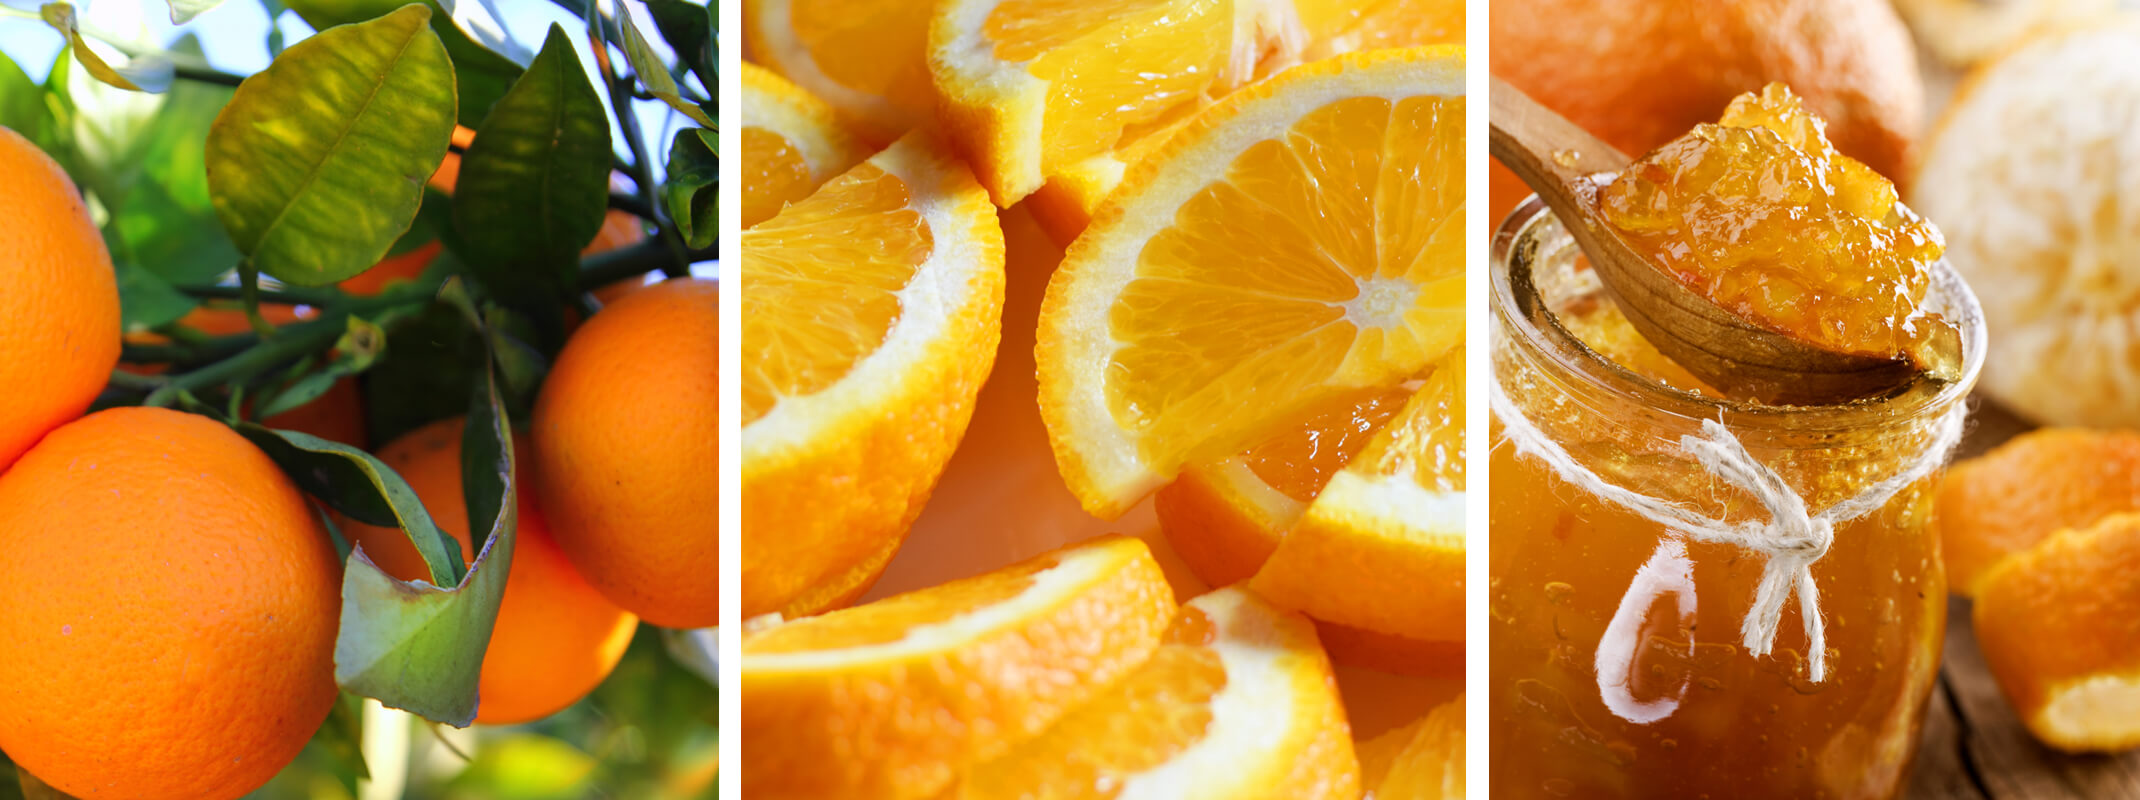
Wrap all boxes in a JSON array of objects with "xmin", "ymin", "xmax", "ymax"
[{"xmin": 1490, "ymin": 380, "xmax": 1968, "ymax": 683}]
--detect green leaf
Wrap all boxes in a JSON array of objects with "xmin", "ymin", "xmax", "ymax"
[
  {"xmin": 166, "ymin": 0, "xmax": 226, "ymax": 23},
  {"xmin": 206, "ymin": 4, "xmax": 456, "ymax": 286},
  {"xmin": 239, "ymin": 428, "xmax": 465, "ymax": 585},
  {"xmin": 101, "ymin": 39, "xmax": 240, "ymax": 286},
  {"xmin": 452, "ymin": 24, "xmax": 611, "ymax": 292},
  {"xmin": 646, "ymin": 0, "xmax": 714, "ymax": 87},
  {"xmin": 0, "ymin": 54, "xmax": 48, "ymax": 140},
  {"xmin": 320, "ymin": 301, "xmax": 517, "ymax": 726},
  {"xmin": 615, "ymin": 3, "xmax": 712, "ymax": 127},
  {"xmin": 384, "ymin": 185, "xmax": 450, "ymax": 258},
  {"xmin": 285, "ymin": 0, "xmax": 526, "ymax": 126},
  {"xmin": 255, "ymin": 316, "xmax": 385, "ymax": 419},
  {"xmin": 446, "ymin": 735, "xmax": 597, "ymax": 798},
  {"xmin": 662, "ymin": 127, "xmax": 716, "ymax": 249},
  {"xmin": 40, "ymin": 4, "xmax": 173, "ymax": 94},
  {"xmin": 114, "ymin": 260, "xmax": 196, "ymax": 330}
]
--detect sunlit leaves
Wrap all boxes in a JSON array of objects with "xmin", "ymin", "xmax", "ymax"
[
  {"xmin": 205, "ymin": 5, "xmax": 456, "ymax": 285},
  {"xmin": 40, "ymin": 4, "xmax": 174, "ymax": 93}
]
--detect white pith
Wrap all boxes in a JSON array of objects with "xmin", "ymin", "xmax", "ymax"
[{"xmin": 741, "ymin": 134, "xmax": 995, "ymax": 460}]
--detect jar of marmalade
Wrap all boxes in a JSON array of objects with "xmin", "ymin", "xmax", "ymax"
[{"xmin": 1488, "ymin": 198, "xmax": 1986, "ymax": 799}]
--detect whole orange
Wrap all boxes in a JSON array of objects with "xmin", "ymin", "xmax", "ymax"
[
  {"xmin": 338, "ymin": 417, "xmax": 639, "ymax": 724},
  {"xmin": 0, "ymin": 407, "xmax": 340, "ymax": 800},
  {"xmin": 1488, "ymin": 0, "xmax": 1924, "ymax": 226},
  {"xmin": 0, "ymin": 125, "xmax": 121, "ymax": 471},
  {"xmin": 533, "ymin": 277, "xmax": 718, "ymax": 628}
]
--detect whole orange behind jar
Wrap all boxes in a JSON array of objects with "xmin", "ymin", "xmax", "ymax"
[{"xmin": 1487, "ymin": 200, "xmax": 1984, "ymax": 798}]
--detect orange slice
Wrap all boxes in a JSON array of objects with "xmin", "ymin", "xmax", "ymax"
[
  {"xmin": 933, "ymin": 586, "xmax": 1360, "ymax": 799},
  {"xmin": 1973, "ymin": 512, "xmax": 2140, "ymax": 753},
  {"xmin": 743, "ymin": 0, "xmax": 935, "ymax": 141},
  {"xmin": 1934, "ymin": 428, "xmax": 2140, "ymax": 596},
  {"xmin": 928, "ymin": 0, "xmax": 1312, "ymax": 207},
  {"xmin": 741, "ymin": 131, "xmax": 1006, "ymax": 618},
  {"xmin": 1036, "ymin": 47, "xmax": 1467, "ymax": 518},
  {"xmin": 1250, "ymin": 353, "xmax": 1465, "ymax": 642},
  {"xmin": 1017, "ymin": 0, "xmax": 1467, "ymax": 244},
  {"xmin": 743, "ymin": 62, "xmax": 870, "ymax": 229},
  {"xmin": 1357, "ymin": 695, "xmax": 1464, "ymax": 799},
  {"xmin": 742, "ymin": 535, "xmax": 1176, "ymax": 800}
]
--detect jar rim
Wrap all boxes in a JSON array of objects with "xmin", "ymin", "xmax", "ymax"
[{"xmin": 1491, "ymin": 195, "xmax": 1988, "ymax": 433}]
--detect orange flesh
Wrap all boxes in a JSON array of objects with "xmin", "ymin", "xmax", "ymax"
[
  {"xmin": 1241, "ymin": 386, "xmax": 1413, "ymax": 503},
  {"xmin": 1109, "ymin": 94, "xmax": 1464, "ymax": 470},
  {"xmin": 744, "ymin": 126, "xmax": 817, "ymax": 229},
  {"xmin": 987, "ymin": 0, "xmax": 1238, "ymax": 176},
  {"xmin": 791, "ymin": 0, "xmax": 935, "ymax": 120},
  {"xmin": 1597, "ymin": 84, "xmax": 1949, "ymax": 364},
  {"xmin": 745, "ymin": 552, "xmax": 1051, "ymax": 653},
  {"xmin": 741, "ymin": 163, "xmax": 932, "ymax": 423},
  {"xmin": 945, "ymin": 605, "xmax": 1227, "ymax": 797}
]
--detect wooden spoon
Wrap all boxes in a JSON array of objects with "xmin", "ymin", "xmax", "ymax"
[{"xmin": 1488, "ymin": 78, "xmax": 1919, "ymax": 405}]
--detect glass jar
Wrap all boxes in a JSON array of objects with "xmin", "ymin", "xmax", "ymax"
[{"xmin": 1488, "ymin": 198, "xmax": 1986, "ymax": 799}]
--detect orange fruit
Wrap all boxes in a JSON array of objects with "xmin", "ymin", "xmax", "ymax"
[
  {"xmin": 1356, "ymin": 695, "xmax": 1464, "ymax": 798},
  {"xmin": 0, "ymin": 407, "xmax": 339, "ymax": 800},
  {"xmin": 744, "ymin": 0, "xmax": 935, "ymax": 142},
  {"xmin": 741, "ymin": 132, "xmax": 1005, "ymax": 618},
  {"xmin": 533, "ymin": 277, "xmax": 719, "ymax": 629},
  {"xmin": 338, "ymin": 417, "xmax": 639, "ymax": 725},
  {"xmin": 1973, "ymin": 512, "xmax": 2140, "ymax": 752},
  {"xmin": 743, "ymin": 535, "xmax": 1176, "ymax": 800},
  {"xmin": 1487, "ymin": 0, "xmax": 1923, "ymax": 227},
  {"xmin": 1010, "ymin": 0, "xmax": 1467, "ymax": 244},
  {"xmin": 0, "ymin": 124, "xmax": 120, "ymax": 472},
  {"xmin": 742, "ymin": 62, "xmax": 869, "ymax": 229},
  {"xmin": 928, "ymin": 0, "xmax": 1305, "ymax": 207},
  {"xmin": 1037, "ymin": 47, "xmax": 1466, "ymax": 519},
  {"xmin": 1251, "ymin": 353, "xmax": 1465, "ymax": 643},
  {"xmin": 1913, "ymin": 18, "xmax": 2140, "ymax": 429},
  {"xmin": 935, "ymin": 586, "xmax": 1360, "ymax": 799},
  {"xmin": 1934, "ymin": 429, "xmax": 2140, "ymax": 596}
]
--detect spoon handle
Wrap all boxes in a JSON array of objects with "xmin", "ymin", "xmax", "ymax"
[{"xmin": 1487, "ymin": 78, "xmax": 1631, "ymax": 223}]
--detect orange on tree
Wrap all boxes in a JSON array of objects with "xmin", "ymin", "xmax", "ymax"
[
  {"xmin": 1487, "ymin": 0, "xmax": 1924, "ymax": 226},
  {"xmin": 0, "ymin": 125, "xmax": 121, "ymax": 471},
  {"xmin": 338, "ymin": 416, "xmax": 640, "ymax": 725},
  {"xmin": 533, "ymin": 277, "xmax": 719, "ymax": 629},
  {"xmin": 0, "ymin": 407, "xmax": 340, "ymax": 800}
]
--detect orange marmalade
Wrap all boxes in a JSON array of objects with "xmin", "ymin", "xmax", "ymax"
[
  {"xmin": 1597, "ymin": 84, "xmax": 1950, "ymax": 366},
  {"xmin": 1488, "ymin": 200, "xmax": 1985, "ymax": 798}
]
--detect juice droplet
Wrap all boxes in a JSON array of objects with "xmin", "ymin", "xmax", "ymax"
[{"xmin": 1553, "ymin": 149, "xmax": 1584, "ymax": 168}]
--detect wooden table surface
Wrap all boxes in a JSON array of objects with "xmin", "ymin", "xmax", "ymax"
[{"xmin": 1904, "ymin": 401, "xmax": 2140, "ymax": 799}]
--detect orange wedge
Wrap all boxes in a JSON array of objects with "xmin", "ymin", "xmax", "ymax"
[
  {"xmin": 1974, "ymin": 512, "xmax": 2140, "ymax": 753},
  {"xmin": 741, "ymin": 131, "xmax": 1006, "ymax": 618},
  {"xmin": 933, "ymin": 586, "xmax": 1360, "ymax": 799},
  {"xmin": 928, "ymin": 0, "xmax": 1313, "ymax": 207},
  {"xmin": 1011, "ymin": 0, "xmax": 1467, "ymax": 244},
  {"xmin": 742, "ymin": 535, "xmax": 1176, "ymax": 800},
  {"xmin": 743, "ymin": 62, "xmax": 870, "ymax": 229},
  {"xmin": 1357, "ymin": 695, "xmax": 1464, "ymax": 799},
  {"xmin": 1251, "ymin": 353, "xmax": 1465, "ymax": 642},
  {"xmin": 1037, "ymin": 47, "xmax": 1467, "ymax": 519},
  {"xmin": 1934, "ymin": 428, "xmax": 2140, "ymax": 596},
  {"xmin": 743, "ymin": 0, "xmax": 935, "ymax": 141}
]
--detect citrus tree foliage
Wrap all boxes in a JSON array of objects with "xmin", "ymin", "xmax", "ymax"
[{"xmin": 0, "ymin": 1, "xmax": 717, "ymax": 796}]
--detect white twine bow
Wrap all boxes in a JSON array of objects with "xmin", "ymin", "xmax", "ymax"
[{"xmin": 1490, "ymin": 379, "xmax": 1967, "ymax": 682}]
